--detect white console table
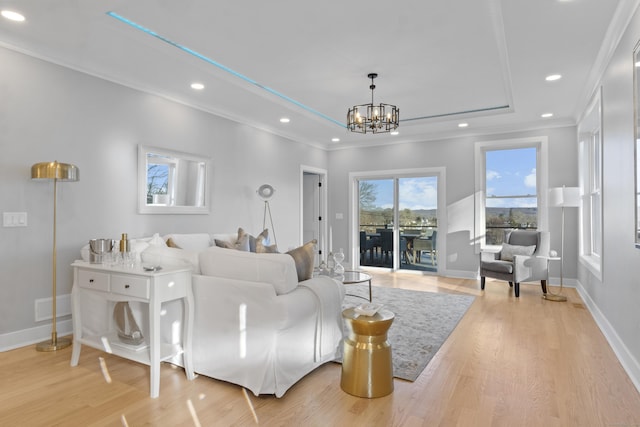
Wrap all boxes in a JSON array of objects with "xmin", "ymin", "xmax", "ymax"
[{"xmin": 69, "ymin": 260, "xmax": 195, "ymax": 398}]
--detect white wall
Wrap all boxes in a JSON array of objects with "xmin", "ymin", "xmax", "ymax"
[
  {"xmin": 575, "ymin": 5, "xmax": 640, "ymax": 390},
  {"xmin": 327, "ymin": 126, "xmax": 578, "ymax": 279},
  {"xmin": 0, "ymin": 46, "xmax": 328, "ymax": 347}
]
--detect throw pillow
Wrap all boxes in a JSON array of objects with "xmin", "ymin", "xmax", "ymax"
[
  {"xmin": 255, "ymin": 228, "xmax": 278, "ymax": 253},
  {"xmin": 286, "ymin": 239, "xmax": 317, "ymax": 281},
  {"xmin": 256, "ymin": 238, "xmax": 278, "ymax": 253},
  {"xmin": 149, "ymin": 233, "xmax": 167, "ymax": 247},
  {"xmin": 249, "ymin": 228, "xmax": 269, "ymax": 252},
  {"xmin": 163, "ymin": 233, "xmax": 211, "ymax": 251},
  {"xmin": 140, "ymin": 245, "xmax": 201, "ymax": 273},
  {"xmin": 214, "ymin": 228, "xmax": 251, "ymax": 251},
  {"xmin": 214, "ymin": 239, "xmax": 235, "ymax": 249},
  {"xmin": 235, "ymin": 227, "xmax": 251, "ymax": 252},
  {"xmin": 166, "ymin": 237, "xmax": 181, "ymax": 248},
  {"xmin": 500, "ymin": 243, "xmax": 536, "ymax": 262}
]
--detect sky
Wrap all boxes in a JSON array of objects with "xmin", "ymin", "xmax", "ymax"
[
  {"xmin": 361, "ymin": 147, "xmax": 537, "ymax": 211},
  {"xmin": 485, "ymin": 147, "xmax": 537, "ymax": 208},
  {"xmin": 363, "ymin": 176, "xmax": 438, "ymax": 210}
]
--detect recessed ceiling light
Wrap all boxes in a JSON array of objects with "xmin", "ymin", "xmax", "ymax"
[
  {"xmin": 331, "ymin": 138, "xmax": 340, "ymax": 142},
  {"xmin": 190, "ymin": 83, "xmax": 204, "ymax": 90},
  {"xmin": 280, "ymin": 117, "xmax": 290, "ymax": 123},
  {"xmin": 545, "ymin": 74, "xmax": 562, "ymax": 81},
  {"xmin": 390, "ymin": 131, "xmax": 399, "ymax": 136},
  {"xmin": 458, "ymin": 123, "xmax": 469, "ymax": 128},
  {"xmin": 541, "ymin": 113, "xmax": 553, "ymax": 118},
  {"xmin": 1, "ymin": 10, "xmax": 25, "ymax": 21}
]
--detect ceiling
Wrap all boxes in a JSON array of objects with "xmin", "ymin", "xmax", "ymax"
[{"xmin": 0, "ymin": 0, "xmax": 628, "ymax": 149}]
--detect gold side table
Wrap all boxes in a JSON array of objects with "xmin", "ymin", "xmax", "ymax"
[{"xmin": 340, "ymin": 307, "xmax": 394, "ymax": 398}]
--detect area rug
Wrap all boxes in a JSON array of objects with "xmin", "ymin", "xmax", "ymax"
[{"xmin": 337, "ymin": 284, "xmax": 475, "ymax": 382}]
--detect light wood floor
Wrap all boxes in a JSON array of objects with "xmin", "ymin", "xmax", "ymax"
[{"xmin": 2, "ymin": 273, "xmax": 640, "ymax": 426}]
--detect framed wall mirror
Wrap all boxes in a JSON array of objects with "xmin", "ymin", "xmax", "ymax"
[
  {"xmin": 634, "ymin": 41, "xmax": 640, "ymax": 248},
  {"xmin": 138, "ymin": 145, "xmax": 210, "ymax": 214}
]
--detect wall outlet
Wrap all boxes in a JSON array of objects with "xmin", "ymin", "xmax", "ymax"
[{"xmin": 3, "ymin": 212, "xmax": 27, "ymax": 227}]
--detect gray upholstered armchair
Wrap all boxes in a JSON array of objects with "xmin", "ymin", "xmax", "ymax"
[{"xmin": 480, "ymin": 230, "xmax": 549, "ymax": 298}]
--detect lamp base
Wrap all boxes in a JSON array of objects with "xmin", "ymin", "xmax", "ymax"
[
  {"xmin": 542, "ymin": 293, "xmax": 567, "ymax": 302},
  {"xmin": 36, "ymin": 336, "xmax": 72, "ymax": 352}
]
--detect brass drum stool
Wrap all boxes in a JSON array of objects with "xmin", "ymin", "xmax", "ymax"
[{"xmin": 340, "ymin": 307, "xmax": 394, "ymax": 398}]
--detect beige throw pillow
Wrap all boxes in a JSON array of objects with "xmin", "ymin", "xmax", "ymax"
[
  {"xmin": 214, "ymin": 227, "xmax": 251, "ymax": 251},
  {"xmin": 256, "ymin": 229, "xmax": 278, "ymax": 253},
  {"xmin": 250, "ymin": 228, "xmax": 269, "ymax": 252},
  {"xmin": 166, "ymin": 237, "xmax": 181, "ymax": 248},
  {"xmin": 286, "ymin": 239, "xmax": 317, "ymax": 281}
]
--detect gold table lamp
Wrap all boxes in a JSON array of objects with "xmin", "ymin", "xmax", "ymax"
[{"xmin": 31, "ymin": 161, "xmax": 79, "ymax": 351}]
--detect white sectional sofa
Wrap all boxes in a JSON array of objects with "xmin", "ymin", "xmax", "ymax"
[{"xmin": 78, "ymin": 232, "xmax": 345, "ymax": 397}]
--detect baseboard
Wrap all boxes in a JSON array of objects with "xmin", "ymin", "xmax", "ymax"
[
  {"xmin": 0, "ymin": 319, "xmax": 73, "ymax": 352},
  {"xmin": 442, "ymin": 269, "xmax": 478, "ymax": 280},
  {"xmin": 576, "ymin": 281, "xmax": 640, "ymax": 395},
  {"xmin": 546, "ymin": 276, "xmax": 578, "ymax": 287}
]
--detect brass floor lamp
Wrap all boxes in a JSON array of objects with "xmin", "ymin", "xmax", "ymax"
[
  {"xmin": 545, "ymin": 186, "xmax": 580, "ymax": 302},
  {"xmin": 31, "ymin": 161, "xmax": 79, "ymax": 351}
]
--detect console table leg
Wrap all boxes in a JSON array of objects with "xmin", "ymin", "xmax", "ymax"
[
  {"xmin": 149, "ymin": 299, "xmax": 160, "ymax": 398},
  {"xmin": 183, "ymin": 289, "xmax": 195, "ymax": 380},
  {"xmin": 70, "ymin": 285, "xmax": 81, "ymax": 366}
]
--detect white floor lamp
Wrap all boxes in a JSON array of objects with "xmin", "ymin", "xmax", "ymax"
[
  {"xmin": 31, "ymin": 161, "xmax": 80, "ymax": 351},
  {"xmin": 546, "ymin": 186, "xmax": 580, "ymax": 302}
]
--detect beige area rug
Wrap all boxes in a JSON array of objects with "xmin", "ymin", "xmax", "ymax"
[{"xmin": 337, "ymin": 284, "xmax": 475, "ymax": 381}]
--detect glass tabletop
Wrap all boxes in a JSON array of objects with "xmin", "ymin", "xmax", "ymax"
[{"xmin": 342, "ymin": 270, "xmax": 372, "ymax": 284}]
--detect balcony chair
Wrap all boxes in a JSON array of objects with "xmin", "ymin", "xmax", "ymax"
[
  {"xmin": 480, "ymin": 229, "xmax": 549, "ymax": 298},
  {"xmin": 400, "ymin": 236, "xmax": 410, "ymax": 264},
  {"xmin": 379, "ymin": 229, "xmax": 393, "ymax": 265},
  {"xmin": 413, "ymin": 230, "xmax": 437, "ymax": 265},
  {"xmin": 359, "ymin": 231, "xmax": 374, "ymax": 263}
]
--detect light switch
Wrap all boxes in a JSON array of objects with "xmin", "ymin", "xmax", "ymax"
[{"xmin": 3, "ymin": 212, "xmax": 27, "ymax": 227}]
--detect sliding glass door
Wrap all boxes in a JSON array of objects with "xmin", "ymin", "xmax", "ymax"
[
  {"xmin": 358, "ymin": 178, "xmax": 394, "ymax": 268},
  {"xmin": 398, "ymin": 176, "xmax": 438, "ymax": 272},
  {"xmin": 358, "ymin": 175, "xmax": 438, "ymax": 272}
]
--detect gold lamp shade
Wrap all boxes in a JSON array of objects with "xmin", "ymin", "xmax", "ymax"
[
  {"xmin": 31, "ymin": 160, "xmax": 79, "ymax": 351},
  {"xmin": 31, "ymin": 161, "xmax": 79, "ymax": 182}
]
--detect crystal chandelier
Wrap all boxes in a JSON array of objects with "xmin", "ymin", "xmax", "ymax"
[{"xmin": 347, "ymin": 73, "xmax": 399, "ymax": 134}]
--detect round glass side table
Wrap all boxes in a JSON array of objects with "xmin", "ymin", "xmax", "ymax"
[{"xmin": 342, "ymin": 270, "xmax": 372, "ymax": 301}]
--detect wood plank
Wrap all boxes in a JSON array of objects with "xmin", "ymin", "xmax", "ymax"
[{"xmin": 1, "ymin": 273, "xmax": 639, "ymax": 426}]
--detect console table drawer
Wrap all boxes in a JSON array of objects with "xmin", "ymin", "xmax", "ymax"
[
  {"xmin": 111, "ymin": 274, "xmax": 149, "ymax": 299},
  {"xmin": 77, "ymin": 270, "xmax": 109, "ymax": 292}
]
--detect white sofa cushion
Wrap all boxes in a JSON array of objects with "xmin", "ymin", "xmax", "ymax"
[
  {"xmin": 199, "ymin": 246, "xmax": 299, "ymax": 295},
  {"xmin": 140, "ymin": 244, "xmax": 201, "ymax": 273}
]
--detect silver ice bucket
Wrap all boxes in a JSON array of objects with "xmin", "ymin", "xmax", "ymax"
[{"xmin": 89, "ymin": 238, "xmax": 115, "ymax": 263}]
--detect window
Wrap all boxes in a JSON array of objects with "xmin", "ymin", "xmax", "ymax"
[
  {"xmin": 485, "ymin": 147, "xmax": 538, "ymax": 245},
  {"xmin": 146, "ymin": 156, "xmax": 176, "ymax": 205},
  {"xmin": 475, "ymin": 137, "xmax": 548, "ymax": 248},
  {"xmin": 578, "ymin": 88, "xmax": 603, "ymax": 277}
]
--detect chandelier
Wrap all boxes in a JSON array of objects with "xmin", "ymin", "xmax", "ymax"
[{"xmin": 347, "ymin": 73, "xmax": 399, "ymax": 134}]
